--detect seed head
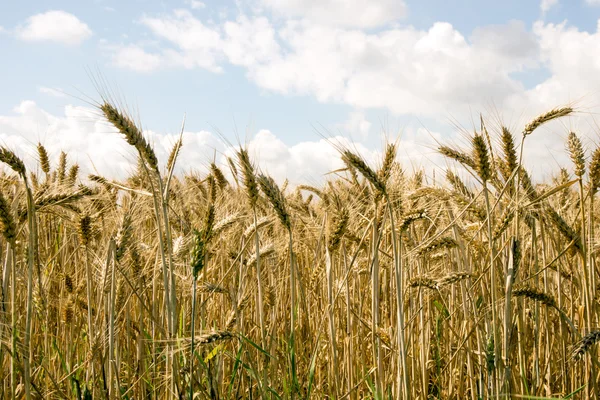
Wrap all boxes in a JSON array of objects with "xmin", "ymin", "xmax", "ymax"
[
  {"xmin": 257, "ymin": 174, "xmax": 291, "ymax": 231},
  {"xmin": 0, "ymin": 190, "xmax": 16, "ymax": 242},
  {"xmin": 472, "ymin": 134, "xmax": 491, "ymax": 182},
  {"xmin": 100, "ymin": 102, "xmax": 158, "ymax": 171},
  {"xmin": 37, "ymin": 143, "xmax": 50, "ymax": 175},
  {"xmin": 500, "ymin": 127, "xmax": 518, "ymax": 182},
  {"xmin": 342, "ymin": 150, "xmax": 386, "ymax": 195},
  {"xmin": 567, "ymin": 132, "xmax": 586, "ymax": 178},
  {"xmin": 572, "ymin": 331, "xmax": 600, "ymax": 360},
  {"xmin": 523, "ymin": 107, "xmax": 573, "ymax": 137},
  {"xmin": 0, "ymin": 147, "xmax": 26, "ymax": 178},
  {"xmin": 589, "ymin": 147, "xmax": 600, "ymax": 193}
]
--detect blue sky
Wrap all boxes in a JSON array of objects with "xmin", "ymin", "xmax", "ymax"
[{"xmin": 1, "ymin": 0, "xmax": 600, "ymax": 183}]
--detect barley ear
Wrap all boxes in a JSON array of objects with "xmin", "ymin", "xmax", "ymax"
[
  {"xmin": 211, "ymin": 162, "xmax": 228, "ymax": 191},
  {"xmin": 191, "ymin": 204, "xmax": 215, "ymax": 279},
  {"xmin": 472, "ymin": 134, "xmax": 491, "ymax": 182},
  {"xmin": 237, "ymin": 148, "xmax": 259, "ymax": 207},
  {"xmin": 590, "ymin": 147, "xmax": 600, "ymax": 193},
  {"xmin": 567, "ymin": 132, "xmax": 586, "ymax": 178},
  {"xmin": 572, "ymin": 331, "xmax": 600, "ymax": 360},
  {"xmin": 500, "ymin": 127, "xmax": 518, "ymax": 182},
  {"xmin": 258, "ymin": 174, "xmax": 291, "ymax": 231},
  {"xmin": 57, "ymin": 151, "xmax": 67, "ymax": 183},
  {"xmin": 0, "ymin": 190, "xmax": 16, "ymax": 242},
  {"xmin": 523, "ymin": 107, "xmax": 573, "ymax": 137},
  {"xmin": 328, "ymin": 207, "xmax": 349, "ymax": 252},
  {"xmin": 100, "ymin": 102, "xmax": 158, "ymax": 171},
  {"xmin": 439, "ymin": 146, "xmax": 476, "ymax": 171},
  {"xmin": 342, "ymin": 150, "xmax": 386, "ymax": 194},
  {"xmin": 379, "ymin": 143, "xmax": 397, "ymax": 183},
  {"xmin": 0, "ymin": 147, "xmax": 27, "ymax": 178},
  {"xmin": 37, "ymin": 143, "xmax": 50, "ymax": 175}
]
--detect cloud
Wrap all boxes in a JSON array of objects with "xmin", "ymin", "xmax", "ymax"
[
  {"xmin": 222, "ymin": 16, "xmax": 280, "ymax": 68},
  {"xmin": 112, "ymin": 12, "xmax": 539, "ymax": 118},
  {"xmin": 16, "ymin": 10, "xmax": 92, "ymax": 45},
  {"xmin": 260, "ymin": 0, "xmax": 407, "ymax": 28},
  {"xmin": 250, "ymin": 20, "xmax": 538, "ymax": 117},
  {"xmin": 239, "ymin": 129, "xmax": 380, "ymax": 184},
  {"xmin": 112, "ymin": 12, "xmax": 279, "ymax": 73},
  {"xmin": 110, "ymin": 45, "xmax": 165, "ymax": 73},
  {"xmin": 0, "ymin": 100, "xmax": 591, "ymax": 187},
  {"xmin": 585, "ymin": 0, "xmax": 600, "ymax": 4},
  {"xmin": 339, "ymin": 110, "xmax": 372, "ymax": 140},
  {"xmin": 540, "ymin": 0, "xmax": 558, "ymax": 13},
  {"xmin": 136, "ymin": 10, "xmax": 224, "ymax": 72},
  {"xmin": 39, "ymin": 87, "xmax": 66, "ymax": 98},
  {"xmin": 0, "ymin": 101, "xmax": 378, "ymax": 185},
  {"xmin": 506, "ymin": 19, "xmax": 600, "ymax": 112},
  {"xmin": 0, "ymin": 101, "xmax": 230, "ymax": 180},
  {"xmin": 186, "ymin": 0, "xmax": 206, "ymax": 9},
  {"xmin": 99, "ymin": 10, "xmax": 600, "ymax": 182}
]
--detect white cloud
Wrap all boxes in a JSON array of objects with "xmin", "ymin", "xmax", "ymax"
[
  {"xmin": 0, "ymin": 101, "xmax": 378, "ymax": 185},
  {"xmin": 137, "ymin": 10, "xmax": 224, "ymax": 72},
  {"xmin": 39, "ymin": 87, "xmax": 66, "ymax": 98},
  {"xmin": 585, "ymin": 0, "xmax": 600, "ymax": 4},
  {"xmin": 340, "ymin": 110, "xmax": 371, "ymax": 140},
  {"xmin": 113, "ymin": 13, "xmax": 279, "ymax": 73},
  {"xmin": 16, "ymin": 10, "xmax": 92, "ymax": 45},
  {"xmin": 540, "ymin": 0, "xmax": 558, "ymax": 14},
  {"xmin": 110, "ymin": 45, "xmax": 165, "ymax": 73},
  {"xmin": 248, "ymin": 20, "xmax": 538, "ymax": 116},
  {"xmin": 507, "ymin": 20, "xmax": 600, "ymax": 112},
  {"xmin": 102, "ymin": 10, "xmax": 600, "ymax": 180},
  {"xmin": 0, "ymin": 101, "xmax": 590, "ymax": 186},
  {"xmin": 222, "ymin": 16, "xmax": 280, "ymax": 68},
  {"xmin": 113, "ymin": 12, "xmax": 538, "ymax": 117},
  {"xmin": 0, "ymin": 101, "xmax": 225, "ymax": 180},
  {"xmin": 186, "ymin": 0, "xmax": 206, "ymax": 9},
  {"xmin": 240, "ymin": 129, "xmax": 379, "ymax": 184},
  {"xmin": 260, "ymin": 0, "xmax": 407, "ymax": 28}
]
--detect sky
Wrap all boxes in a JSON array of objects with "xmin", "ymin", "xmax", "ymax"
[{"xmin": 1, "ymin": 0, "xmax": 600, "ymax": 185}]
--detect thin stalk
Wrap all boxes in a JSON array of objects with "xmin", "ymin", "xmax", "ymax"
[
  {"xmin": 503, "ymin": 236, "xmax": 517, "ymax": 395},
  {"xmin": 288, "ymin": 229, "xmax": 297, "ymax": 399},
  {"xmin": 386, "ymin": 196, "xmax": 409, "ymax": 399},
  {"xmin": 325, "ymin": 244, "xmax": 340, "ymax": 396},
  {"xmin": 371, "ymin": 210, "xmax": 383, "ymax": 397},
  {"xmin": 109, "ymin": 241, "xmax": 117, "ymax": 397},
  {"xmin": 23, "ymin": 181, "xmax": 36, "ymax": 400},
  {"xmin": 483, "ymin": 183, "xmax": 501, "ymax": 396},
  {"xmin": 83, "ymin": 240, "xmax": 95, "ymax": 390},
  {"xmin": 10, "ymin": 244, "xmax": 15, "ymax": 400},
  {"xmin": 253, "ymin": 209, "xmax": 267, "ymax": 378},
  {"xmin": 577, "ymin": 178, "xmax": 598, "ymax": 397},
  {"xmin": 189, "ymin": 277, "xmax": 197, "ymax": 400}
]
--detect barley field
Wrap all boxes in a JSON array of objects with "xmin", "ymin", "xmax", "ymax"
[{"xmin": 0, "ymin": 101, "xmax": 597, "ymax": 399}]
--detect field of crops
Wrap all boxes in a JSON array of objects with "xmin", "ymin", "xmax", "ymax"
[{"xmin": 0, "ymin": 102, "xmax": 597, "ymax": 399}]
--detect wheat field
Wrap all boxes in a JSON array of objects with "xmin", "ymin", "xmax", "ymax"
[{"xmin": 0, "ymin": 101, "xmax": 598, "ymax": 399}]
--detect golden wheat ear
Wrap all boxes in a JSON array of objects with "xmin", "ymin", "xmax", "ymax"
[
  {"xmin": 572, "ymin": 331, "xmax": 600, "ymax": 360},
  {"xmin": 567, "ymin": 132, "xmax": 586, "ymax": 178},
  {"xmin": 257, "ymin": 174, "xmax": 291, "ymax": 231},
  {"xmin": 0, "ymin": 189, "xmax": 16, "ymax": 243},
  {"xmin": 523, "ymin": 107, "xmax": 573, "ymax": 137},
  {"xmin": 236, "ymin": 148, "xmax": 259, "ymax": 207},
  {"xmin": 341, "ymin": 150, "xmax": 386, "ymax": 195},
  {"xmin": 0, "ymin": 147, "xmax": 26, "ymax": 178},
  {"xmin": 100, "ymin": 102, "xmax": 158, "ymax": 171}
]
